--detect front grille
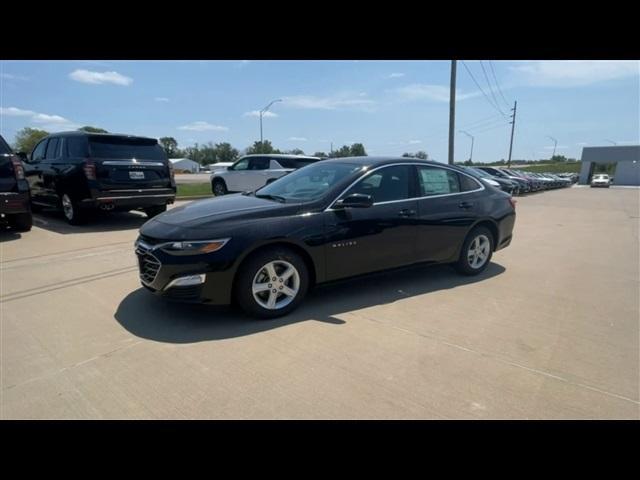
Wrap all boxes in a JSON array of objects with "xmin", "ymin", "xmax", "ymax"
[{"xmin": 135, "ymin": 242, "xmax": 161, "ymax": 286}]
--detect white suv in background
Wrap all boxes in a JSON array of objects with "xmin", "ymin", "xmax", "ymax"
[
  {"xmin": 210, "ymin": 154, "xmax": 320, "ymax": 195},
  {"xmin": 590, "ymin": 174, "xmax": 611, "ymax": 188}
]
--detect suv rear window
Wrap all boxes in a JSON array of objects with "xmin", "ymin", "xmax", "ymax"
[
  {"xmin": 88, "ymin": 136, "xmax": 166, "ymax": 161},
  {"xmin": 275, "ymin": 158, "xmax": 318, "ymax": 169}
]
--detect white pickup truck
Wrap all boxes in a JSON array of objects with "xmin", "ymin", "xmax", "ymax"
[{"xmin": 210, "ymin": 154, "xmax": 320, "ymax": 195}]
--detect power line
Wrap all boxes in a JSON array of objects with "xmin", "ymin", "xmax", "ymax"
[
  {"xmin": 488, "ymin": 61, "xmax": 511, "ymax": 109},
  {"xmin": 459, "ymin": 113, "xmax": 504, "ymax": 129},
  {"xmin": 461, "ymin": 60, "xmax": 507, "ymax": 118},
  {"xmin": 480, "ymin": 61, "xmax": 506, "ymax": 116},
  {"xmin": 472, "ymin": 122, "xmax": 511, "ymax": 134},
  {"xmin": 465, "ymin": 118, "xmax": 509, "ymax": 133}
]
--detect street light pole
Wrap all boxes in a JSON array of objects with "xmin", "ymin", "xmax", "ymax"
[
  {"xmin": 546, "ymin": 136, "xmax": 558, "ymax": 159},
  {"xmin": 459, "ymin": 130, "xmax": 474, "ymax": 163},
  {"xmin": 259, "ymin": 98, "xmax": 282, "ymax": 153}
]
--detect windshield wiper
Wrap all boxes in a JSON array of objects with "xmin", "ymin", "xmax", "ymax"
[{"xmin": 255, "ymin": 194, "xmax": 287, "ymax": 203}]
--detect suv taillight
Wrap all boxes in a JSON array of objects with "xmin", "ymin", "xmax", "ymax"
[
  {"xmin": 83, "ymin": 159, "xmax": 97, "ymax": 180},
  {"xmin": 168, "ymin": 161, "xmax": 175, "ymax": 181},
  {"xmin": 11, "ymin": 157, "xmax": 25, "ymax": 180}
]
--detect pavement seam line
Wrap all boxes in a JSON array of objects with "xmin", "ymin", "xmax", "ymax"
[{"xmin": 353, "ymin": 312, "xmax": 640, "ymax": 406}]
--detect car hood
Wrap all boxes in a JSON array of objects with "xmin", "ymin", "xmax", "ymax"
[{"xmin": 140, "ymin": 194, "xmax": 303, "ymax": 239}]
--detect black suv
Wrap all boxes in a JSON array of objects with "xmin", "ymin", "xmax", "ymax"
[
  {"xmin": 22, "ymin": 132, "xmax": 176, "ymax": 224},
  {"xmin": 0, "ymin": 135, "xmax": 32, "ymax": 232}
]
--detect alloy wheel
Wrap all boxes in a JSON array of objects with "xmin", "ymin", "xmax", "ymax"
[
  {"xmin": 252, "ymin": 260, "xmax": 300, "ymax": 310},
  {"xmin": 467, "ymin": 234, "xmax": 491, "ymax": 269}
]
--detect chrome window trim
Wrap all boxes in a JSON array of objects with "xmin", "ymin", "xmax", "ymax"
[
  {"xmin": 324, "ymin": 162, "xmax": 485, "ymax": 211},
  {"xmin": 102, "ymin": 160, "xmax": 165, "ymax": 166}
]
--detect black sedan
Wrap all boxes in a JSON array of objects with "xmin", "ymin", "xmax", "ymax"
[{"xmin": 135, "ymin": 157, "xmax": 516, "ymax": 318}]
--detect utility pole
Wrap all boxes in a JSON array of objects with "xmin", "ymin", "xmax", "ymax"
[
  {"xmin": 507, "ymin": 100, "xmax": 517, "ymax": 168},
  {"xmin": 459, "ymin": 130, "xmax": 474, "ymax": 163},
  {"xmin": 546, "ymin": 136, "xmax": 558, "ymax": 159},
  {"xmin": 259, "ymin": 99, "xmax": 282, "ymax": 153},
  {"xmin": 448, "ymin": 60, "xmax": 457, "ymax": 165}
]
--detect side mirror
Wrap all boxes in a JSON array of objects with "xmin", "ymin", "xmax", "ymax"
[{"xmin": 335, "ymin": 193, "xmax": 374, "ymax": 209}]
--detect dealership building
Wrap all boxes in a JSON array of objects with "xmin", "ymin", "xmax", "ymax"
[{"xmin": 578, "ymin": 145, "xmax": 640, "ymax": 186}]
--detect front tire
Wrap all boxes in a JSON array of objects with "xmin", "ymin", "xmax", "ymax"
[
  {"xmin": 454, "ymin": 226, "xmax": 494, "ymax": 276},
  {"xmin": 212, "ymin": 179, "xmax": 228, "ymax": 196},
  {"xmin": 144, "ymin": 204, "xmax": 167, "ymax": 218},
  {"xmin": 9, "ymin": 212, "xmax": 32, "ymax": 232},
  {"xmin": 234, "ymin": 247, "xmax": 309, "ymax": 319}
]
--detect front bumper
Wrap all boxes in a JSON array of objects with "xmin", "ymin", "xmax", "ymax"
[
  {"xmin": 0, "ymin": 192, "xmax": 31, "ymax": 215},
  {"xmin": 134, "ymin": 239, "xmax": 235, "ymax": 305}
]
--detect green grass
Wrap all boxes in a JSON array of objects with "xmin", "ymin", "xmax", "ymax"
[
  {"xmin": 516, "ymin": 162, "xmax": 582, "ymax": 174},
  {"xmin": 176, "ymin": 183, "xmax": 213, "ymax": 198}
]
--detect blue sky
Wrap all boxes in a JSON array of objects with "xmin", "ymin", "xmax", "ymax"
[{"xmin": 1, "ymin": 60, "xmax": 638, "ymax": 163}]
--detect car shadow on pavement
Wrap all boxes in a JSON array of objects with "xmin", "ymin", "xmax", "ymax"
[
  {"xmin": 114, "ymin": 262, "xmax": 506, "ymax": 344},
  {"xmin": 32, "ymin": 209, "xmax": 149, "ymax": 234},
  {"xmin": 0, "ymin": 229, "xmax": 22, "ymax": 242}
]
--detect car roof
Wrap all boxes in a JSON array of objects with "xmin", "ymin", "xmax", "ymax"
[
  {"xmin": 242, "ymin": 153, "xmax": 320, "ymax": 160},
  {"xmin": 317, "ymin": 156, "xmax": 463, "ymax": 170},
  {"xmin": 46, "ymin": 131, "xmax": 158, "ymax": 142}
]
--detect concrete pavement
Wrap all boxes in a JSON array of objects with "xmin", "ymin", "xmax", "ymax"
[{"xmin": 1, "ymin": 188, "xmax": 638, "ymax": 419}]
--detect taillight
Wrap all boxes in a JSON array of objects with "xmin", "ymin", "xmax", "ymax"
[
  {"xmin": 168, "ymin": 161, "xmax": 175, "ymax": 181},
  {"xmin": 508, "ymin": 197, "xmax": 517, "ymax": 209},
  {"xmin": 11, "ymin": 157, "xmax": 25, "ymax": 180},
  {"xmin": 83, "ymin": 159, "xmax": 97, "ymax": 180}
]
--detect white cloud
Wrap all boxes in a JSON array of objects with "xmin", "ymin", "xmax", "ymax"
[
  {"xmin": 388, "ymin": 73, "xmax": 405, "ymax": 78},
  {"xmin": 69, "ymin": 69, "xmax": 133, "ymax": 86},
  {"xmin": 0, "ymin": 106, "xmax": 79, "ymax": 131},
  {"xmin": 1, "ymin": 73, "xmax": 29, "ymax": 81},
  {"xmin": 395, "ymin": 84, "xmax": 480, "ymax": 102},
  {"xmin": 178, "ymin": 121, "xmax": 229, "ymax": 132},
  {"xmin": 282, "ymin": 94, "xmax": 375, "ymax": 111},
  {"xmin": 0, "ymin": 107, "xmax": 35, "ymax": 117},
  {"xmin": 155, "ymin": 97, "xmax": 170, "ymax": 102},
  {"xmin": 288, "ymin": 137, "xmax": 307, "ymax": 141},
  {"xmin": 408, "ymin": 139, "xmax": 422, "ymax": 144},
  {"xmin": 510, "ymin": 60, "xmax": 640, "ymax": 87},
  {"xmin": 243, "ymin": 110, "xmax": 278, "ymax": 118}
]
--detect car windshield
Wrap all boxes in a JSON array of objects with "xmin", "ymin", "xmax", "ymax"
[
  {"xmin": 254, "ymin": 161, "xmax": 363, "ymax": 203},
  {"xmin": 468, "ymin": 167, "xmax": 491, "ymax": 178}
]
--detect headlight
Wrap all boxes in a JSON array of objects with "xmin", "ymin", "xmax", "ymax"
[{"xmin": 160, "ymin": 238, "xmax": 230, "ymax": 255}]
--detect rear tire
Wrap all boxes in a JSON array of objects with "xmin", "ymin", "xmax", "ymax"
[
  {"xmin": 144, "ymin": 204, "xmax": 167, "ymax": 218},
  {"xmin": 60, "ymin": 192, "xmax": 87, "ymax": 225},
  {"xmin": 9, "ymin": 212, "xmax": 32, "ymax": 232},
  {"xmin": 454, "ymin": 226, "xmax": 494, "ymax": 276},
  {"xmin": 212, "ymin": 179, "xmax": 228, "ymax": 196},
  {"xmin": 234, "ymin": 247, "xmax": 309, "ymax": 319}
]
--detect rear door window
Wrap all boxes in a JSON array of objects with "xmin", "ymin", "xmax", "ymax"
[
  {"xmin": 459, "ymin": 173, "xmax": 481, "ymax": 192},
  {"xmin": 88, "ymin": 136, "xmax": 166, "ymax": 161},
  {"xmin": 66, "ymin": 137, "xmax": 88, "ymax": 158},
  {"xmin": 248, "ymin": 157, "xmax": 270, "ymax": 170},
  {"xmin": 417, "ymin": 167, "xmax": 461, "ymax": 196},
  {"xmin": 45, "ymin": 138, "xmax": 60, "ymax": 159},
  {"xmin": 32, "ymin": 140, "xmax": 48, "ymax": 162}
]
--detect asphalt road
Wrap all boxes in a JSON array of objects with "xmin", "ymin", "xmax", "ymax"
[{"xmin": 1, "ymin": 187, "xmax": 638, "ymax": 419}]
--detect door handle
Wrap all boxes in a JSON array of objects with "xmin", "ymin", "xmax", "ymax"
[
  {"xmin": 398, "ymin": 208, "xmax": 416, "ymax": 217},
  {"xmin": 458, "ymin": 202, "xmax": 473, "ymax": 210}
]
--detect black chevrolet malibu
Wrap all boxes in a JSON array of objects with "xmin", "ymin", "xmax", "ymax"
[{"xmin": 136, "ymin": 157, "xmax": 516, "ymax": 318}]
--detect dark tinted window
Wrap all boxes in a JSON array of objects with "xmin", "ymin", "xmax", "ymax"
[
  {"xmin": 0, "ymin": 136, "xmax": 11, "ymax": 154},
  {"xmin": 32, "ymin": 140, "xmax": 47, "ymax": 162},
  {"xmin": 249, "ymin": 158, "xmax": 269, "ymax": 170},
  {"xmin": 418, "ymin": 167, "xmax": 460, "ymax": 195},
  {"xmin": 88, "ymin": 136, "xmax": 166, "ymax": 160},
  {"xmin": 345, "ymin": 165, "xmax": 411, "ymax": 203},
  {"xmin": 274, "ymin": 158, "xmax": 296, "ymax": 168},
  {"xmin": 459, "ymin": 173, "xmax": 481, "ymax": 192},
  {"xmin": 45, "ymin": 138, "xmax": 60, "ymax": 159},
  {"xmin": 66, "ymin": 136, "xmax": 88, "ymax": 157}
]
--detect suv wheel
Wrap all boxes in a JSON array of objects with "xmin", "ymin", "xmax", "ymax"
[
  {"xmin": 144, "ymin": 205, "xmax": 167, "ymax": 218},
  {"xmin": 9, "ymin": 212, "xmax": 32, "ymax": 232},
  {"xmin": 234, "ymin": 247, "xmax": 309, "ymax": 319},
  {"xmin": 454, "ymin": 226, "xmax": 494, "ymax": 276},
  {"xmin": 60, "ymin": 193, "xmax": 87, "ymax": 225},
  {"xmin": 212, "ymin": 179, "xmax": 227, "ymax": 196}
]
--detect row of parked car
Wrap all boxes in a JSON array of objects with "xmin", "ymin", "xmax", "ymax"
[
  {"xmin": 0, "ymin": 132, "xmax": 177, "ymax": 231},
  {"xmin": 462, "ymin": 166, "xmax": 576, "ymax": 196}
]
